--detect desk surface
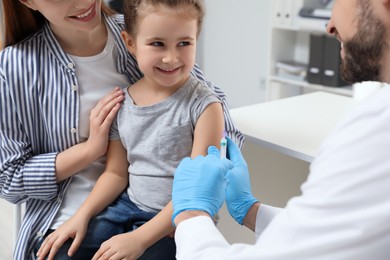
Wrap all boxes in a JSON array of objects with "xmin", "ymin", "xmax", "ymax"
[{"xmin": 230, "ymin": 92, "xmax": 355, "ymax": 162}]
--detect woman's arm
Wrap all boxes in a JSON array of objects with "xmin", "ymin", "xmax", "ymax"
[
  {"xmin": 55, "ymin": 88, "xmax": 124, "ymax": 182},
  {"xmin": 0, "ymin": 87, "xmax": 124, "ymax": 204}
]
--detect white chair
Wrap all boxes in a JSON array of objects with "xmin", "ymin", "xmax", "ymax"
[{"xmin": 13, "ymin": 203, "xmax": 24, "ymax": 247}]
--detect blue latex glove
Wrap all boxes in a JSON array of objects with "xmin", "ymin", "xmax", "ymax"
[
  {"xmin": 225, "ymin": 137, "xmax": 259, "ymax": 225},
  {"xmin": 172, "ymin": 146, "xmax": 233, "ymax": 225}
]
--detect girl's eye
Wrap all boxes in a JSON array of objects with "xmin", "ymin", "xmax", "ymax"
[
  {"xmin": 178, "ymin": 42, "xmax": 190, "ymax": 47},
  {"xmin": 150, "ymin": 42, "xmax": 164, "ymax": 47}
]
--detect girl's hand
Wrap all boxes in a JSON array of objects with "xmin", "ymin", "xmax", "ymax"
[
  {"xmin": 92, "ymin": 232, "xmax": 146, "ymax": 260},
  {"xmin": 36, "ymin": 214, "xmax": 89, "ymax": 260},
  {"xmin": 85, "ymin": 87, "xmax": 124, "ymax": 159}
]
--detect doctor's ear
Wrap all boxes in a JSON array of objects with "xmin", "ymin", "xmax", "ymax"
[{"xmin": 19, "ymin": 0, "xmax": 37, "ymax": 10}]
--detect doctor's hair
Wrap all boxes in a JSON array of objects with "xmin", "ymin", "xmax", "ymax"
[
  {"xmin": 0, "ymin": 1, "xmax": 116, "ymax": 49},
  {"xmin": 122, "ymin": 0, "xmax": 205, "ymax": 38}
]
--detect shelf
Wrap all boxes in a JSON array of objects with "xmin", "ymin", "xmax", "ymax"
[
  {"xmin": 273, "ymin": 24, "xmax": 300, "ymax": 31},
  {"xmin": 295, "ymin": 17, "xmax": 329, "ymax": 33},
  {"xmin": 268, "ymin": 0, "xmax": 344, "ymax": 101},
  {"xmin": 273, "ymin": 18, "xmax": 328, "ymax": 33},
  {"xmin": 270, "ymin": 75, "xmax": 353, "ymax": 97}
]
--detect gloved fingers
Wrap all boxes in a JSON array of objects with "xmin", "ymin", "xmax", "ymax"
[
  {"xmin": 207, "ymin": 145, "xmax": 234, "ymax": 171},
  {"xmin": 224, "ymin": 167, "xmax": 241, "ymax": 186},
  {"xmin": 207, "ymin": 145, "xmax": 220, "ymax": 158},
  {"xmin": 227, "ymin": 137, "xmax": 247, "ymax": 167},
  {"xmin": 178, "ymin": 157, "xmax": 192, "ymax": 166},
  {"xmin": 172, "ymin": 152, "xmax": 227, "ymax": 226},
  {"xmin": 175, "ymin": 157, "xmax": 193, "ymax": 174}
]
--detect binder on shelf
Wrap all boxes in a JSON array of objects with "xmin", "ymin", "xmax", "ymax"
[
  {"xmin": 307, "ymin": 34, "xmax": 325, "ymax": 85},
  {"xmin": 307, "ymin": 34, "xmax": 348, "ymax": 87},
  {"xmin": 322, "ymin": 36, "xmax": 348, "ymax": 87}
]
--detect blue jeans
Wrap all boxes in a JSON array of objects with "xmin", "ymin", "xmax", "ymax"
[{"xmin": 35, "ymin": 192, "xmax": 176, "ymax": 259}]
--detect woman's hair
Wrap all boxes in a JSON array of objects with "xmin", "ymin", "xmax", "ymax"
[
  {"xmin": 1, "ymin": 1, "xmax": 116, "ymax": 49},
  {"xmin": 122, "ymin": 0, "xmax": 205, "ymax": 38}
]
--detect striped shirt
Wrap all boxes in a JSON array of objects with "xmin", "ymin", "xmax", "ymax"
[{"xmin": 0, "ymin": 14, "xmax": 244, "ymax": 259}]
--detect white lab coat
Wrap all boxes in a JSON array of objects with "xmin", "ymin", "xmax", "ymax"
[{"xmin": 175, "ymin": 83, "xmax": 390, "ymax": 260}]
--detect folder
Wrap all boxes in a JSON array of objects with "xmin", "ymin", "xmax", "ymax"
[
  {"xmin": 307, "ymin": 34, "xmax": 325, "ymax": 85},
  {"xmin": 283, "ymin": 0, "xmax": 294, "ymax": 25},
  {"xmin": 273, "ymin": 0, "xmax": 285, "ymax": 25},
  {"xmin": 322, "ymin": 36, "xmax": 348, "ymax": 87},
  {"xmin": 273, "ymin": 0, "xmax": 304, "ymax": 26}
]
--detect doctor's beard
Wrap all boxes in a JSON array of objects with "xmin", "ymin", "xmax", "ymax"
[{"xmin": 341, "ymin": 1, "xmax": 387, "ymax": 84}]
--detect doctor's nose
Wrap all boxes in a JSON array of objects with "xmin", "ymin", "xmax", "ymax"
[{"xmin": 326, "ymin": 19, "xmax": 336, "ymax": 36}]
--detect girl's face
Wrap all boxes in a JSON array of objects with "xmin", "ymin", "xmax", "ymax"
[
  {"xmin": 123, "ymin": 9, "xmax": 198, "ymax": 90},
  {"xmin": 20, "ymin": 0, "xmax": 103, "ymax": 35}
]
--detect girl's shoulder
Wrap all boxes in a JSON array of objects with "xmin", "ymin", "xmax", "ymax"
[{"xmin": 187, "ymin": 75, "xmax": 216, "ymax": 97}]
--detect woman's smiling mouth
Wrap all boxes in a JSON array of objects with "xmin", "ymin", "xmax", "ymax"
[{"xmin": 69, "ymin": 3, "xmax": 96, "ymax": 21}]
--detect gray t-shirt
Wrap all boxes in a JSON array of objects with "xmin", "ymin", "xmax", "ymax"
[{"xmin": 110, "ymin": 75, "xmax": 221, "ymax": 213}]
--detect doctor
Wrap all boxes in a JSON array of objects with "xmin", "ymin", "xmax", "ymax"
[{"xmin": 171, "ymin": 0, "xmax": 390, "ymax": 259}]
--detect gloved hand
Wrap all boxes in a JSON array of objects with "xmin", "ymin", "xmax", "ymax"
[
  {"xmin": 172, "ymin": 146, "xmax": 233, "ymax": 225},
  {"xmin": 225, "ymin": 137, "xmax": 259, "ymax": 225}
]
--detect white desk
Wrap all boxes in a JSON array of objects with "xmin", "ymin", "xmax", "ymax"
[{"xmin": 230, "ymin": 92, "xmax": 355, "ymax": 162}]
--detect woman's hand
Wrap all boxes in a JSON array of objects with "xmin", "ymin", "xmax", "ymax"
[
  {"xmin": 85, "ymin": 87, "xmax": 125, "ymax": 159},
  {"xmin": 36, "ymin": 214, "xmax": 89, "ymax": 260},
  {"xmin": 54, "ymin": 87, "xmax": 125, "ymax": 182},
  {"xmin": 92, "ymin": 232, "xmax": 146, "ymax": 260}
]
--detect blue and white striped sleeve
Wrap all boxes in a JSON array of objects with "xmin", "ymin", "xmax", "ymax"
[{"xmin": 0, "ymin": 77, "xmax": 58, "ymax": 204}]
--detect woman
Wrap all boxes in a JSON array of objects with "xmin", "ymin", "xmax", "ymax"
[{"xmin": 0, "ymin": 0, "xmax": 243, "ymax": 259}]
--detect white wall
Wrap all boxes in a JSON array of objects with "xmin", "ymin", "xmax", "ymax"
[{"xmin": 198, "ymin": 0, "xmax": 272, "ymax": 108}]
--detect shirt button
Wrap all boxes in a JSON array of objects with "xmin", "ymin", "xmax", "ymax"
[
  {"xmin": 70, "ymin": 128, "xmax": 77, "ymax": 134},
  {"xmin": 71, "ymin": 84, "xmax": 78, "ymax": 91},
  {"xmin": 67, "ymin": 63, "xmax": 74, "ymax": 69},
  {"xmin": 37, "ymin": 231, "xmax": 44, "ymax": 237}
]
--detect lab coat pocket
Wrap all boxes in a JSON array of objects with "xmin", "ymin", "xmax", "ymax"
[{"xmin": 158, "ymin": 124, "xmax": 193, "ymax": 161}]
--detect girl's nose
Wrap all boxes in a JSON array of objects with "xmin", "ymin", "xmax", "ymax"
[{"xmin": 162, "ymin": 51, "xmax": 179, "ymax": 64}]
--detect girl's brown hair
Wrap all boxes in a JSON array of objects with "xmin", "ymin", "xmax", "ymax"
[
  {"xmin": 1, "ymin": 1, "xmax": 116, "ymax": 49},
  {"xmin": 122, "ymin": 0, "xmax": 205, "ymax": 38}
]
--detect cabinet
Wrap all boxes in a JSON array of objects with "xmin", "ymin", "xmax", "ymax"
[{"xmin": 266, "ymin": 0, "xmax": 353, "ymax": 101}]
